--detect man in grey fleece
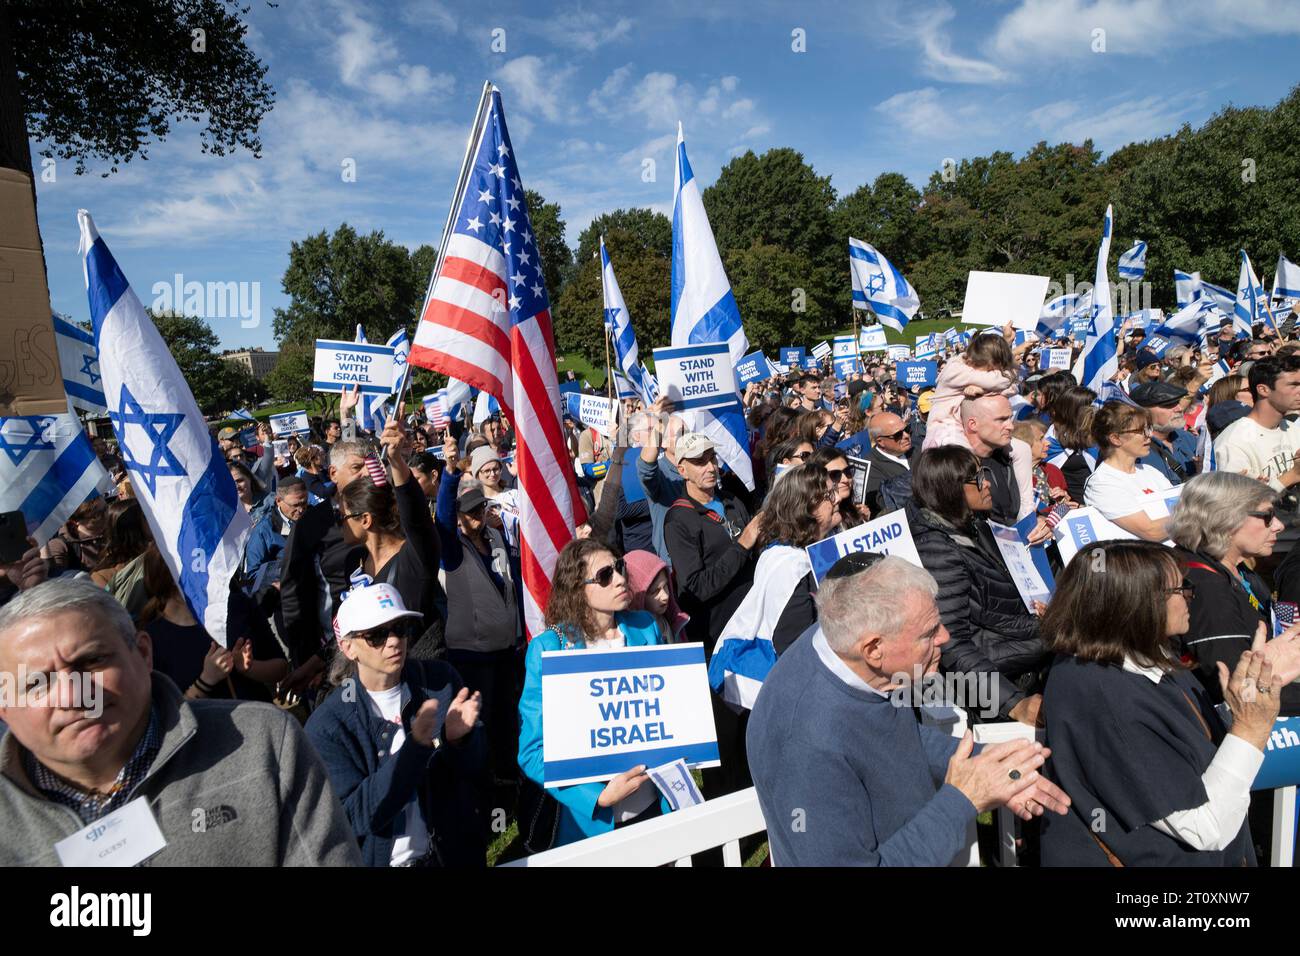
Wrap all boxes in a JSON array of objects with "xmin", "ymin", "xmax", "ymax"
[{"xmin": 0, "ymin": 578, "xmax": 360, "ymax": 866}]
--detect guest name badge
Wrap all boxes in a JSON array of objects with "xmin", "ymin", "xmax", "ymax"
[{"xmin": 54, "ymin": 796, "xmax": 167, "ymax": 867}]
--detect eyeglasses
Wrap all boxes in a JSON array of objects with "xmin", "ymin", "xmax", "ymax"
[
  {"xmin": 826, "ymin": 466, "xmax": 856, "ymax": 484},
  {"xmin": 583, "ymin": 558, "xmax": 627, "ymax": 588},
  {"xmin": 342, "ymin": 511, "xmax": 366, "ymax": 521},
  {"xmin": 1247, "ymin": 509, "xmax": 1278, "ymax": 525},
  {"xmin": 1163, "ymin": 581, "xmax": 1196, "ymax": 600},
  {"xmin": 964, "ymin": 468, "xmax": 991, "ymax": 491},
  {"xmin": 1119, "ymin": 426, "xmax": 1154, "ymax": 437},
  {"xmin": 350, "ymin": 620, "xmax": 414, "ymax": 647}
]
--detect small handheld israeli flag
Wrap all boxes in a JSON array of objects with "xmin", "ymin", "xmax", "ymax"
[
  {"xmin": 647, "ymin": 758, "xmax": 705, "ymax": 811},
  {"xmin": 52, "ymin": 315, "xmax": 107, "ymax": 414},
  {"xmin": 79, "ymin": 209, "xmax": 250, "ymax": 646},
  {"xmin": 1117, "ymin": 240, "xmax": 1147, "ymax": 281}
]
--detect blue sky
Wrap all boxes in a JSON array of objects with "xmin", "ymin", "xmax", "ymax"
[{"xmin": 32, "ymin": 0, "xmax": 1300, "ymax": 350}]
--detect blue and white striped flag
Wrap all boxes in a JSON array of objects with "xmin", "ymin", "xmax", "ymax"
[
  {"xmin": 230, "ymin": 407, "xmax": 256, "ymax": 422},
  {"xmin": 671, "ymin": 123, "xmax": 753, "ymax": 490},
  {"xmin": 79, "ymin": 209, "xmax": 250, "ymax": 645},
  {"xmin": 601, "ymin": 237, "xmax": 655, "ymax": 406},
  {"xmin": 1273, "ymin": 255, "xmax": 1300, "ymax": 302},
  {"xmin": 647, "ymin": 758, "xmax": 705, "ymax": 811},
  {"xmin": 1174, "ymin": 269, "xmax": 1200, "ymax": 308},
  {"xmin": 1117, "ymin": 240, "xmax": 1147, "ymax": 281},
  {"xmin": 52, "ymin": 315, "xmax": 107, "ymax": 414},
  {"xmin": 1037, "ymin": 291, "xmax": 1089, "ymax": 338},
  {"xmin": 1150, "ymin": 299, "xmax": 1210, "ymax": 345},
  {"xmin": 0, "ymin": 415, "xmax": 113, "ymax": 545},
  {"xmin": 1072, "ymin": 205, "xmax": 1118, "ymax": 391},
  {"xmin": 387, "ymin": 325, "xmax": 411, "ymax": 399},
  {"xmin": 1235, "ymin": 250, "xmax": 1275, "ymax": 336},
  {"xmin": 849, "ymin": 237, "xmax": 920, "ymax": 334},
  {"xmin": 473, "ymin": 389, "xmax": 501, "ymax": 426}
]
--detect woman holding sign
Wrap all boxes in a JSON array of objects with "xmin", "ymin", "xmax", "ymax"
[
  {"xmin": 518, "ymin": 539, "xmax": 671, "ymax": 847},
  {"xmin": 907, "ymin": 446, "xmax": 1048, "ymax": 726}
]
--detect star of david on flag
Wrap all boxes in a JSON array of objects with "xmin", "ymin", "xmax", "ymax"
[
  {"xmin": 0, "ymin": 414, "xmax": 113, "ymax": 546},
  {"xmin": 849, "ymin": 237, "xmax": 920, "ymax": 334}
]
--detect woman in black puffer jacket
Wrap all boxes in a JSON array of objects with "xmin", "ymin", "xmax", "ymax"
[{"xmin": 906, "ymin": 446, "xmax": 1048, "ymax": 727}]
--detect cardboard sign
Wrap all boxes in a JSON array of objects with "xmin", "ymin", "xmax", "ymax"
[
  {"xmin": 1141, "ymin": 481, "xmax": 1184, "ymax": 521},
  {"xmin": 859, "ymin": 325, "xmax": 888, "ymax": 351},
  {"xmin": 269, "ymin": 410, "xmax": 311, "ymax": 437},
  {"xmin": 896, "ymin": 361, "xmax": 938, "ymax": 389},
  {"xmin": 652, "ymin": 343, "xmax": 737, "ymax": 412},
  {"xmin": 1053, "ymin": 506, "xmax": 1137, "ymax": 565},
  {"xmin": 312, "ymin": 339, "xmax": 395, "ymax": 394},
  {"xmin": 833, "ymin": 335, "xmax": 857, "ymax": 359},
  {"xmin": 1040, "ymin": 348, "xmax": 1073, "ymax": 370},
  {"xmin": 886, "ymin": 344, "xmax": 912, "ymax": 362},
  {"xmin": 962, "ymin": 271, "xmax": 1051, "ymax": 331},
  {"xmin": 540, "ymin": 642, "xmax": 720, "ymax": 787},
  {"xmin": 558, "ymin": 380, "xmax": 584, "ymax": 396},
  {"xmin": 811, "ymin": 341, "xmax": 833, "ymax": 360},
  {"xmin": 1070, "ymin": 316, "xmax": 1092, "ymax": 338},
  {"xmin": 735, "ymin": 350, "xmax": 774, "ymax": 387},
  {"xmin": 564, "ymin": 392, "xmax": 616, "ymax": 438},
  {"xmin": 0, "ymin": 169, "xmax": 67, "ymax": 415},
  {"xmin": 805, "ymin": 510, "xmax": 922, "ymax": 582},
  {"xmin": 780, "ymin": 347, "xmax": 805, "ymax": 368}
]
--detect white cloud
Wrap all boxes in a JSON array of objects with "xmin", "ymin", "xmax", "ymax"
[
  {"xmin": 524, "ymin": 11, "xmax": 635, "ymax": 51},
  {"xmin": 496, "ymin": 56, "xmax": 578, "ymax": 122},
  {"xmin": 874, "ymin": 87, "xmax": 992, "ymax": 140},
  {"xmin": 915, "ymin": 5, "xmax": 1011, "ymax": 83},
  {"xmin": 333, "ymin": 6, "xmax": 454, "ymax": 104},
  {"xmin": 588, "ymin": 64, "xmax": 635, "ymax": 110},
  {"xmin": 1026, "ymin": 93, "xmax": 1206, "ymax": 150},
  {"xmin": 399, "ymin": 0, "xmax": 458, "ymax": 33},
  {"xmin": 990, "ymin": 0, "xmax": 1300, "ymax": 61}
]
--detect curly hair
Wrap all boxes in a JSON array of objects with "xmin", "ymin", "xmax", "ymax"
[
  {"xmin": 545, "ymin": 538, "xmax": 623, "ymax": 643},
  {"xmin": 756, "ymin": 463, "xmax": 832, "ymax": 549}
]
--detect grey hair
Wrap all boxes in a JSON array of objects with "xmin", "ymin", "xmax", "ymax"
[
  {"xmin": 868, "ymin": 416, "xmax": 903, "ymax": 440},
  {"xmin": 329, "ymin": 439, "xmax": 369, "ymax": 473},
  {"xmin": 1169, "ymin": 472, "xmax": 1278, "ymax": 559},
  {"xmin": 0, "ymin": 577, "xmax": 137, "ymax": 647},
  {"xmin": 815, "ymin": 556, "xmax": 938, "ymax": 654}
]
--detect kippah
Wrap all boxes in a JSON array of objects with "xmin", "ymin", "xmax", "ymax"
[{"xmin": 823, "ymin": 551, "xmax": 886, "ymax": 581}]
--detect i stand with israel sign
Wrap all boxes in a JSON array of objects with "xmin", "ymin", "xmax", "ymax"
[
  {"xmin": 269, "ymin": 411, "xmax": 311, "ymax": 436},
  {"xmin": 652, "ymin": 343, "xmax": 737, "ymax": 412},
  {"xmin": 735, "ymin": 350, "xmax": 773, "ymax": 387},
  {"xmin": 312, "ymin": 339, "xmax": 396, "ymax": 394},
  {"xmin": 541, "ymin": 643, "xmax": 720, "ymax": 787},
  {"xmin": 563, "ymin": 392, "xmax": 616, "ymax": 438},
  {"xmin": 805, "ymin": 510, "xmax": 922, "ymax": 582}
]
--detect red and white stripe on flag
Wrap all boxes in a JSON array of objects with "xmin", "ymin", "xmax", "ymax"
[{"xmin": 409, "ymin": 91, "xmax": 583, "ymax": 639}]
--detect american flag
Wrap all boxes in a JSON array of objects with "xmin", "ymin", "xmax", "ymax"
[
  {"xmin": 423, "ymin": 391, "xmax": 449, "ymax": 430},
  {"xmin": 409, "ymin": 87, "xmax": 584, "ymax": 639}
]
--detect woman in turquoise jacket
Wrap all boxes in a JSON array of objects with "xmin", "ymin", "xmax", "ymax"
[{"xmin": 519, "ymin": 538, "xmax": 670, "ymax": 846}]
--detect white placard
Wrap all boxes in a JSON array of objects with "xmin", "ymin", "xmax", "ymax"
[
  {"xmin": 54, "ymin": 796, "xmax": 167, "ymax": 867},
  {"xmin": 269, "ymin": 410, "xmax": 310, "ymax": 437},
  {"xmin": 805, "ymin": 509, "xmax": 922, "ymax": 582},
  {"xmin": 651, "ymin": 343, "xmax": 738, "ymax": 412},
  {"xmin": 272, "ymin": 439, "xmax": 290, "ymax": 459},
  {"xmin": 962, "ymin": 271, "xmax": 1052, "ymax": 331},
  {"xmin": 988, "ymin": 521, "xmax": 1052, "ymax": 612},
  {"xmin": 312, "ymin": 339, "xmax": 396, "ymax": 394},
  {"xmin": 570, "ymin": 392, "xmax": 617, "ymax": 438},
  {"xmin": 1041, "ymin": 348, "xmax": 1073, "ymax": 370},
  {"xmin": 1053, "ymin": 506, "xmax": 1138, "ymax": 565},
  {"xmin": 1141, "ymin": 481, "xmax": 1185, "ymax": 520},
  {"xmin": 540, "ymin": 642, "xmax": 720, "ymax": 787},
  {"xmin": 886, "ymin": 344, "xmax": 912, "ymax": 362},
  {"xmin": 811, "ymin": 340, "xmax": 833, "ymax": 360}
]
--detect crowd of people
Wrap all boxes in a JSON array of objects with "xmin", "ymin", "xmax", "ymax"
[{"xmin": 4, "ymin": 312, "xmax": 1300, "ymax": 868}]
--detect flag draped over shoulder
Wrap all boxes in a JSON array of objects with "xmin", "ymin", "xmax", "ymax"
[
  {"xmin": 1072, "ymin": 205, "xmax": 1117, "ymax": 391},
  {"xmin": 408, "ymin": 86, "xmax": 582, "ymax": 640},
  {"xmin": 849, "ymin": 237, "xmax": 920, "ymax": 334},
  {"xmin": 79, "ymin": 210, "xmax": 250, "ymax": 646},
  {"xmin": 602, "ymin": 237, "xmax": 655, "ymax": 406},
  {"xmin": 670, "ymin": 123, "xmax": 753, "ymax": 490}
]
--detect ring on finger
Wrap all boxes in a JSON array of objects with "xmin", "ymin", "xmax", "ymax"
[{"xmin": 1008, "ymin": 768, "xmax": 1021, "ymax": 781}]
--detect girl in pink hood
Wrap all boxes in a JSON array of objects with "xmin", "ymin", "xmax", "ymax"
[{"xmin": 623, "ymin": 550, "xmax": 690, "ymax": 644}]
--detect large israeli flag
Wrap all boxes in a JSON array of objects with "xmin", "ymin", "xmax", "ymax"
[
  {"xmin": 79, "ymin": 210, "xmax": 249, "ymax": 645},
  {"xmin": 601, "ymin": 238, "xmax": 654, "ymax": 406},
  {"xmin": 1072, "ymin": 205, "xmax": 1117, "ymax": 391},
  {"xmin": 52, "ymin": 315, "xmax": 108, "ymax": 414},
  {"xmin": 1273, "ymin": 255, "xmax": 1300, "ymax": 302},
  {"xmin": 0, "ymin": 415, "xmax": 113, "ymax": 546},
  {"xmin": 1117, "ymin": 240, "xmax": 1147, "ymax": 281},
  {"xmin": 849, "ymin": 237, "xmax": 920, "ymax": 333},
  {"xmin": 1236, "ymin": 250, "xmax": 1275, "ymax": 336},
  {"xmin": 671, "ymin": 123, "xmax": 753, "ymax": 490}
]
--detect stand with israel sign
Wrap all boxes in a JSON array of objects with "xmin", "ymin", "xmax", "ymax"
[
  {"xmin": 735, "ymin": 350, "xmax": 773, "ymax": 388},
  {"xmin": 896, "ymin": 361, "xmax": 938, "ymax": 389},
  {"xmin": 805, "ymin": 510, "xmax": 922, "ymax": 582},
  {"xmin": 1040, "ymin": 348, "xmax": 1072, "ymax": 371},
  {"xmin": 269, "ymin": 410, "xmax": 311, "ymax": 437},
  {"xmin": 540, "ymin": 643, "xmax": 720, "ymax": 787},
  {"xmin": 564, "ymin": 392, "xmax": 616, "ymax": 438},
  {"xmin": 652, "ymin": 343, "xmax": 737, "ymax": 411},
  {"xmin": 780, "ymin": 346, "xmax": 805, "ymax": 368},
  {"xmin": 886, "ymin": 344, "xmax": 911, "ymax": 362},
  {"xmin": 312, "ymin": 339, "xmax": 395, "ymax": 394},
  {"xmin": 811, "ymin": 341, "xmax": 833, "ymax": 361}
]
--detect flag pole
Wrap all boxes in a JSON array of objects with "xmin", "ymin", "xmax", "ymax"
[{"xmin": 400, "ymin": 80, "xmax": 495, "ymax": 415}]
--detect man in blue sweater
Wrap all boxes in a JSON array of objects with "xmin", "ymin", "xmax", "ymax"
[{"xmin": 747, "ymin": 555, "xmax": 1070, "ymax": 866}]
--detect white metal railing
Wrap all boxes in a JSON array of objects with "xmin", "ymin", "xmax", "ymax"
[{"xmin": 501, "ymin": 788, "xmax": 768, "ymax": 867}]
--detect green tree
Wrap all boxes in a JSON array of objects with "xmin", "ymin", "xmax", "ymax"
[
  {"xmin": 834, "ymin": 173, "xmax": 924, "ymax": 268},
  {"xmin": 4, "ymin": 0, "xmax": 274, "ymax": 177},
  {"xmin": 524, "ymin": 189, "xmax": 572, "ymax": 297},
  {"xmin": 724, "ymin": 243, "xmax": 841, "ymax": 354},
  {"xmin": 573, "ymin": 208, "xmax": 672, "ymax": 266},
  {"xmin": 149, "ymin": 311, "xmax": 262, "ymax": 414}
]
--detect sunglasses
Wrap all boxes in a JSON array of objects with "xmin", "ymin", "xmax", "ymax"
[
  {"xmin": 583, "ymin": 558, "xmax": 627, "ymax": 588},
  {"xmin": 1163, "ymin": 580, "xmax": 1196, "ymax": 600},
  {"xmin": 881, "ymin": 428, "xmax": 909, "ymax": 442},
  {"xmin": 350, "ymin": 619, "xmax": 414, "ymax": 647},
  {"xmin": 964, "ymin": 468, "xmax": 991, "ymax": 491},
  {"xmin": 826, "ymin": 466, "xmax": 856, "ymax": 484},
  {"xmin": 1248, "ymin": 509, "xmax": 1278, "ymax": 525},
  {"xmin": 787, "ymin": 450, "xmax": 813, "ymax": 462}
]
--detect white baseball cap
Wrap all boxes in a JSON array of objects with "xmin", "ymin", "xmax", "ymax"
[
  {"xmin": 333, "ymin": 583, "xmax": 422, "ymax": 640},
  {"xmin": 674, "ymin": 432, "xmax": 716, "ymax": 461}
]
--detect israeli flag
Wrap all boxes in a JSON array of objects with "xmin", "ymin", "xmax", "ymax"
[
  {"xmin": 443, "ymin": 376, "xmax": 472, "ymax": 423},
  {"xmin": 1273, "ymin": 255, "xmax": 1300, "ymax": 302},
  {"xmin": 647, "ymin": 758, "xmax": 705, "ymax": 811},
  {"xmin": 0, "ymin": 415, "xmax": 113, "ymax": 546},
  {"xmin": 1072, "ymin": 205, "xmax": 1118, "ymax": 392},
  {"xmin": 1117, "ymin": 240, "xmax": 1147, "ymax": 281},
  {"xmin": 387, "ymin": 326, "xmax": 411, "ymax": 398},
  {"xmin": 640, "ymin": 362, "xmax": 659, "ymax": 402},
  {"xmin": 602, "ymin": 237, "xmax": 655, "ymax": 406},
  {"xmin": 1037, "ymin": 291, "xmax": 1088, "ymax": 338},
  {"xmin": 671, "ymin": 123, "xmax": 753, "ymax": 490},
  {"xmin": 1150, "ymin": 299, "xmax": 1210, "ymax": 344},
  {"xmin": 79, "ymin": 209, "xmax": 250, "ymax": 645},
  {"xmin": 1174, "ymin": 269, "xmax": 1200, "ymax": 308},
  {"xmin": 473, "ymin": 389, "xmax": 501, "ymax": 426},
  {"xmin": 1235, "ymin": 250, "xmax": 1275, "ymax": 336},
  {"xmin": 849, "ymin": 237, "xmax": 920, "ymax": 333},
  {"xmin": 353, "ymin": 325, "xmax": 390, "ymax": 432},
  {"xmin": 230, "ymin": 407, "xmax": 255, "ymax": 422},
  {"xmin": 52, "ymin": 315, "xmax": 108, "ymax": 414}
]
